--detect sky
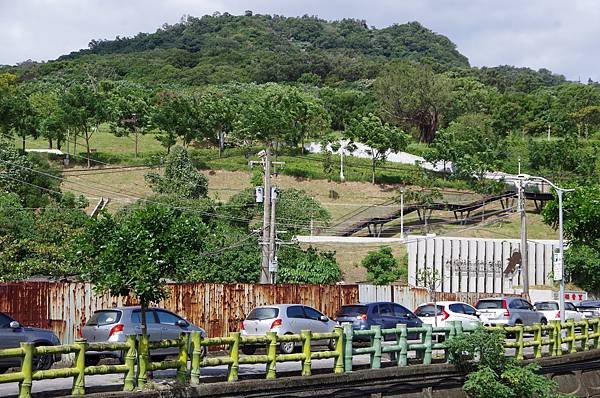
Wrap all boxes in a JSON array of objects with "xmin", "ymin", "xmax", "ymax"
[{"xmin": 1, "ymin": 0, "xmax": 598, "ymax": 82}]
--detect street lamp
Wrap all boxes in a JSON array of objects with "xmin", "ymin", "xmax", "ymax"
[
  {"xmin": 399, "ymin": 186, "xmax": 405, "ymax": 240},
  {"xmin": 517, "ymin": 174, "xmax": 574, "ymax": 322}
]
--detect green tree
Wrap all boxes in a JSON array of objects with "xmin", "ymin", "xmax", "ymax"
[
  {"xmin": 198, "ymin": 88, "xmax": 238, "ymax": 157},
  {"xmin": 542, "ymin": 185, "xmax": 600, "ymax": 294},
  {"xmin": 105, "ymin": 81, "xmax": 151, "ymax": 157},
  {"xmin": 277, "ymin": 246, "xmax": 341, "ymax": 284},
  {"xmin": 29, "ymin": 89, "xmax": 66, "ymax": 150},
  {"xmin": 346, "ymin": 113, "xmax": 408, "ymax": 184},
  {"xmin": 145, "ymin": 146, "xmax": 208, "ymax": 199},
  {"xmin": 60, "ymin": 83, "xmax": 105, "ymax": 167},
  {"xmin": 375, "ymin": 61, "xmax": 452, "ymax": 143},
  {"xmin": 11, "ymin": 91, "xmax": 39, "ymax": 151},
  {"xmin": 361, "ymin": 246, "xmax": 402, "ymax": 285},
  {"xmin": 0, "ymin": 73, "xmax": 18, "ymax": 139}
]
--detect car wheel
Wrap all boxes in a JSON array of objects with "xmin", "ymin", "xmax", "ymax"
[
  {"xmin": 84, "ymin": 356, "xmax": 101, "ymax": 367},
  {"xmin": 279, "ymin": 336, "xmax": 295, "ymax": 355},
  {"xmin": 33, "ymin": 346, "xmax": 54, "ymax": 371},
  {"xmin": 327, "ymin": 339, "xmax": 336, "ymax": 351},
  {"xmin": 241, "ymin": 345, "xmax": 256, "ymax": 355},
  {"xmin": 540, "ymin": 318, "xmax": 548, "ymax": 336}
]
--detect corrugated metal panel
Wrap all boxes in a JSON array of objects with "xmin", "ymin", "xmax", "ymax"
[{"xmin": 0, "ymin": 282, "xmax": 359, "ymax": 344}]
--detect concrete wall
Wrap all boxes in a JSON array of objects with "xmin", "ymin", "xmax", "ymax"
[{"xmin": 408, "ymin": 236, "xmax": 559, "ymax": 294}]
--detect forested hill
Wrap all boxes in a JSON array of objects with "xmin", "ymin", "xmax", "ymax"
[{"xmin": 8, "ymin": 13, "xmax": 470, "ymax": 85}]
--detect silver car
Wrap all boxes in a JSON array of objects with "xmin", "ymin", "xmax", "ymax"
[
  {"xmin": 476, "ymin": 297, "xmax": 547, "ymax": 327},
  {"xmin": 0, "ymin": 311, "xmax": 61, "ymax": 373},
  {"xmin": 82, "ymin": 306, "xmax": 207, "ymax": 365},
  {"xmin": 240, "ymin": 304, "xmax": 338, "ymax": 354}
]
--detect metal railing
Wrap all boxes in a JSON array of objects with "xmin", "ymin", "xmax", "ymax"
[{"xmin": 1, "ymin": 318, "xmax": 599, "ymax": 397}]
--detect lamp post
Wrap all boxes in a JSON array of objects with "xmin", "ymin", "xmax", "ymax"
[
  {"xmin": 517, "ymin": 174, "xmax": 574, "ymax": 322},
  {"xmin": 339, "ymin": 147, "xmax": 345, "ymax": 182},
  {"xmin": 399, "ymin": 186, "xmax": 405, "ymax": 240}
]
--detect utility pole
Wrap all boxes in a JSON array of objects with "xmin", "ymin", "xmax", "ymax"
[
  {"xmin": 339, "ymin": 148, "xmax": 345, "ymax": 182},
  {"xmin": 260, "ymin": 146, "xmax": 272, "ymax": 284},
  {"xmin": 518, "ymin": 176, "xmax": 529, "ymax": 297},
  {"xmin": 269, "ymin": 186, "xmax": 278, "ymax": 283},
  {"xmin": 250, "ymin": 145, "xmax": 284, "ymax": 284}
]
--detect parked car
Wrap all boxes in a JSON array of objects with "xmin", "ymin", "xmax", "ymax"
[
  {"xmin": 335, "ymin": 302, "xmax": 422, "ymax": 340},
  {"xmin": 82, "ymin": 306, "xmax": 207, "ymax": 365},
  {"xmin": 0, "ymin": 311, "xmax": 61, "ymax": 373},
  {"xmin": 240, "ymin": 304, "xmax": 338, "ymax": 354},
  {"xmin": 533, "ymin": 300, "xmax": 583, "ymax": 322},
  {"xmin": 577, "ymin": 300, "xmax": 600, "ymax": 319},
  {"xmin": 414, "ymin": 301, "xmax": 481, "ymax": 330},
  {"xmin": 475, "ymin": 297, "xmax": 546, "ymax": 326}
]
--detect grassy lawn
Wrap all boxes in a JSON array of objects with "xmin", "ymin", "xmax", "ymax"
[{"xmin": 17, "ymin": 130, "xmax": 560, "ymax": 283}]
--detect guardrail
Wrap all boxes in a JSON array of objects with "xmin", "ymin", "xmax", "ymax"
[
  {"xmin": 342, "ymin": 321, "xmax": 475, "ymax": 372},
  {"xmin": 0, "ymin": 336, "xmax": 136, "ymax": 397},
  {"xmin": 1, "ymin": 318, "xmax": 599, "ymax": 397},
  {"xmin": 496, "ymin": 318, "xmax": 600, "ymax": 360}
]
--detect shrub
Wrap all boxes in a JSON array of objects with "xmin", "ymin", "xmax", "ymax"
[{"xmin": 361, "ymin": 246, "xmax": 402, "ymax": 285}]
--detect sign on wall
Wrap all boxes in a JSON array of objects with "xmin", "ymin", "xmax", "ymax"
[{"xmin": 407, "ymin": 236, "xmax": 559, "ymax": 294}]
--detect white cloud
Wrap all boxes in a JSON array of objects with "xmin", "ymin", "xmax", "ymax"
[{"xmin": 1, "ymin": 0, "xmax": 598, "ymax": 81}]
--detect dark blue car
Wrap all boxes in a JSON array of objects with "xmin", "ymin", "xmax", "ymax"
[{"xmin": 335, "ymin": 302, "xmax": 422, "ymax": 340}]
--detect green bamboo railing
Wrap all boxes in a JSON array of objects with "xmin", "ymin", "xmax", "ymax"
[
  {"xmin": 1, "ymin": 317, "xmax": 599, "ymax": 397},
  {"xmin": 0, "ymin": 336, "xmax": 136, "ymax": 398}
]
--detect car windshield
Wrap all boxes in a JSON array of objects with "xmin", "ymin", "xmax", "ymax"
[
  {"xmin": 476, "ymin": 300, "xmax": 504, "ymax": 309},
  {"xmin": 535, "ymin": 302, "xmax": 559, "ymax": 311},
  {"xmin": 580, "ymin": 301, "xmax": 600, "ymax": 307},
  {"xmin": 414, "ymin": 304, "xmax": 443, "ymax": 317},
  {"xmin": 86, "ymin": 310, "xmax": 121, "ymax": 326},
  {"xmin": 247, "ymin": 307, "xmax": 279, "ymax": 320},
  {"xmin": 337, "ymin": 305, "xmax": 367, "ymax": 317}
]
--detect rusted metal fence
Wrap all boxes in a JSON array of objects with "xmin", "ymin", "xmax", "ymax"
[
  {"xmin": 0, "ymin": 282, "xmax": 358, "ymax": 344},
  {"xmin": 0, "ymin": 282, "xmax": 503, "ymax": 345}
]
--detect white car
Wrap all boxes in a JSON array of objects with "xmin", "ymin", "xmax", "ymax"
[
  {"xmin": 414, "ymin": 301, "xmax": 481, "ymax": 330},
  {"xmin": 533, "ymin": 300, "xmax": 583, "ymax": 322}
]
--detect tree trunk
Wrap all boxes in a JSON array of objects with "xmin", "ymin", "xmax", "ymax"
[
  {"xmin": 134, "ymin": 130, "xmax": 139, "ymax": 158},
  {"xmin": 218, "ymin": 130, "xmax": 224, "ymax": 158},
  {"xmin": 22, "ymin": 135, "xmax": 26, "ymax": 152},
  {"xmin": 48, "ymin": 138, "xmax": 53, "ymax": 149},
  {"xmin": 419, "ymin": 112, "xmax": 439, "ymax": 144},
  {"xmin": 371, "ymin": 156, "xmax": 376, "ymax": 184},
  {"xmin": 84, "ymin": 128, "xmax": 91, "ymax": 168}
]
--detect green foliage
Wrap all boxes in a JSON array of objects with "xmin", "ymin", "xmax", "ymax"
[
  {"xmin": 346, "ymin": 113, "xmax": 408, "ymax": 183},
  {"xmin": 446, "ymin": 328, "xmax": 562, "ymax": 398},
  {"xmin": 0, "ymin": 146, "xmax": 62, "ymax": 208},
  {"xmin": 528, "ymin": 136, "xmax": 599, "ymax": 183},
  {"xmin": 361, "ymin": 246, "xmax": 402, "ymax": 285},
  {"xmin": 542, "ymin": 185, "xmax": 600, "ymax": 294},
  {"xmin": 376, "ymin": 61, "xmax": 452, "ymax": 143},
  {"xmin": 277, "ymin": 246, "xmax": 341, "ymax": 284},
  {"xmin": 10, "ymin": 14, "xmax": 469, "ymax": 86},
  {"xmin": 145, "ymin": 146, "xmax": 208, "ymax": 199}
]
